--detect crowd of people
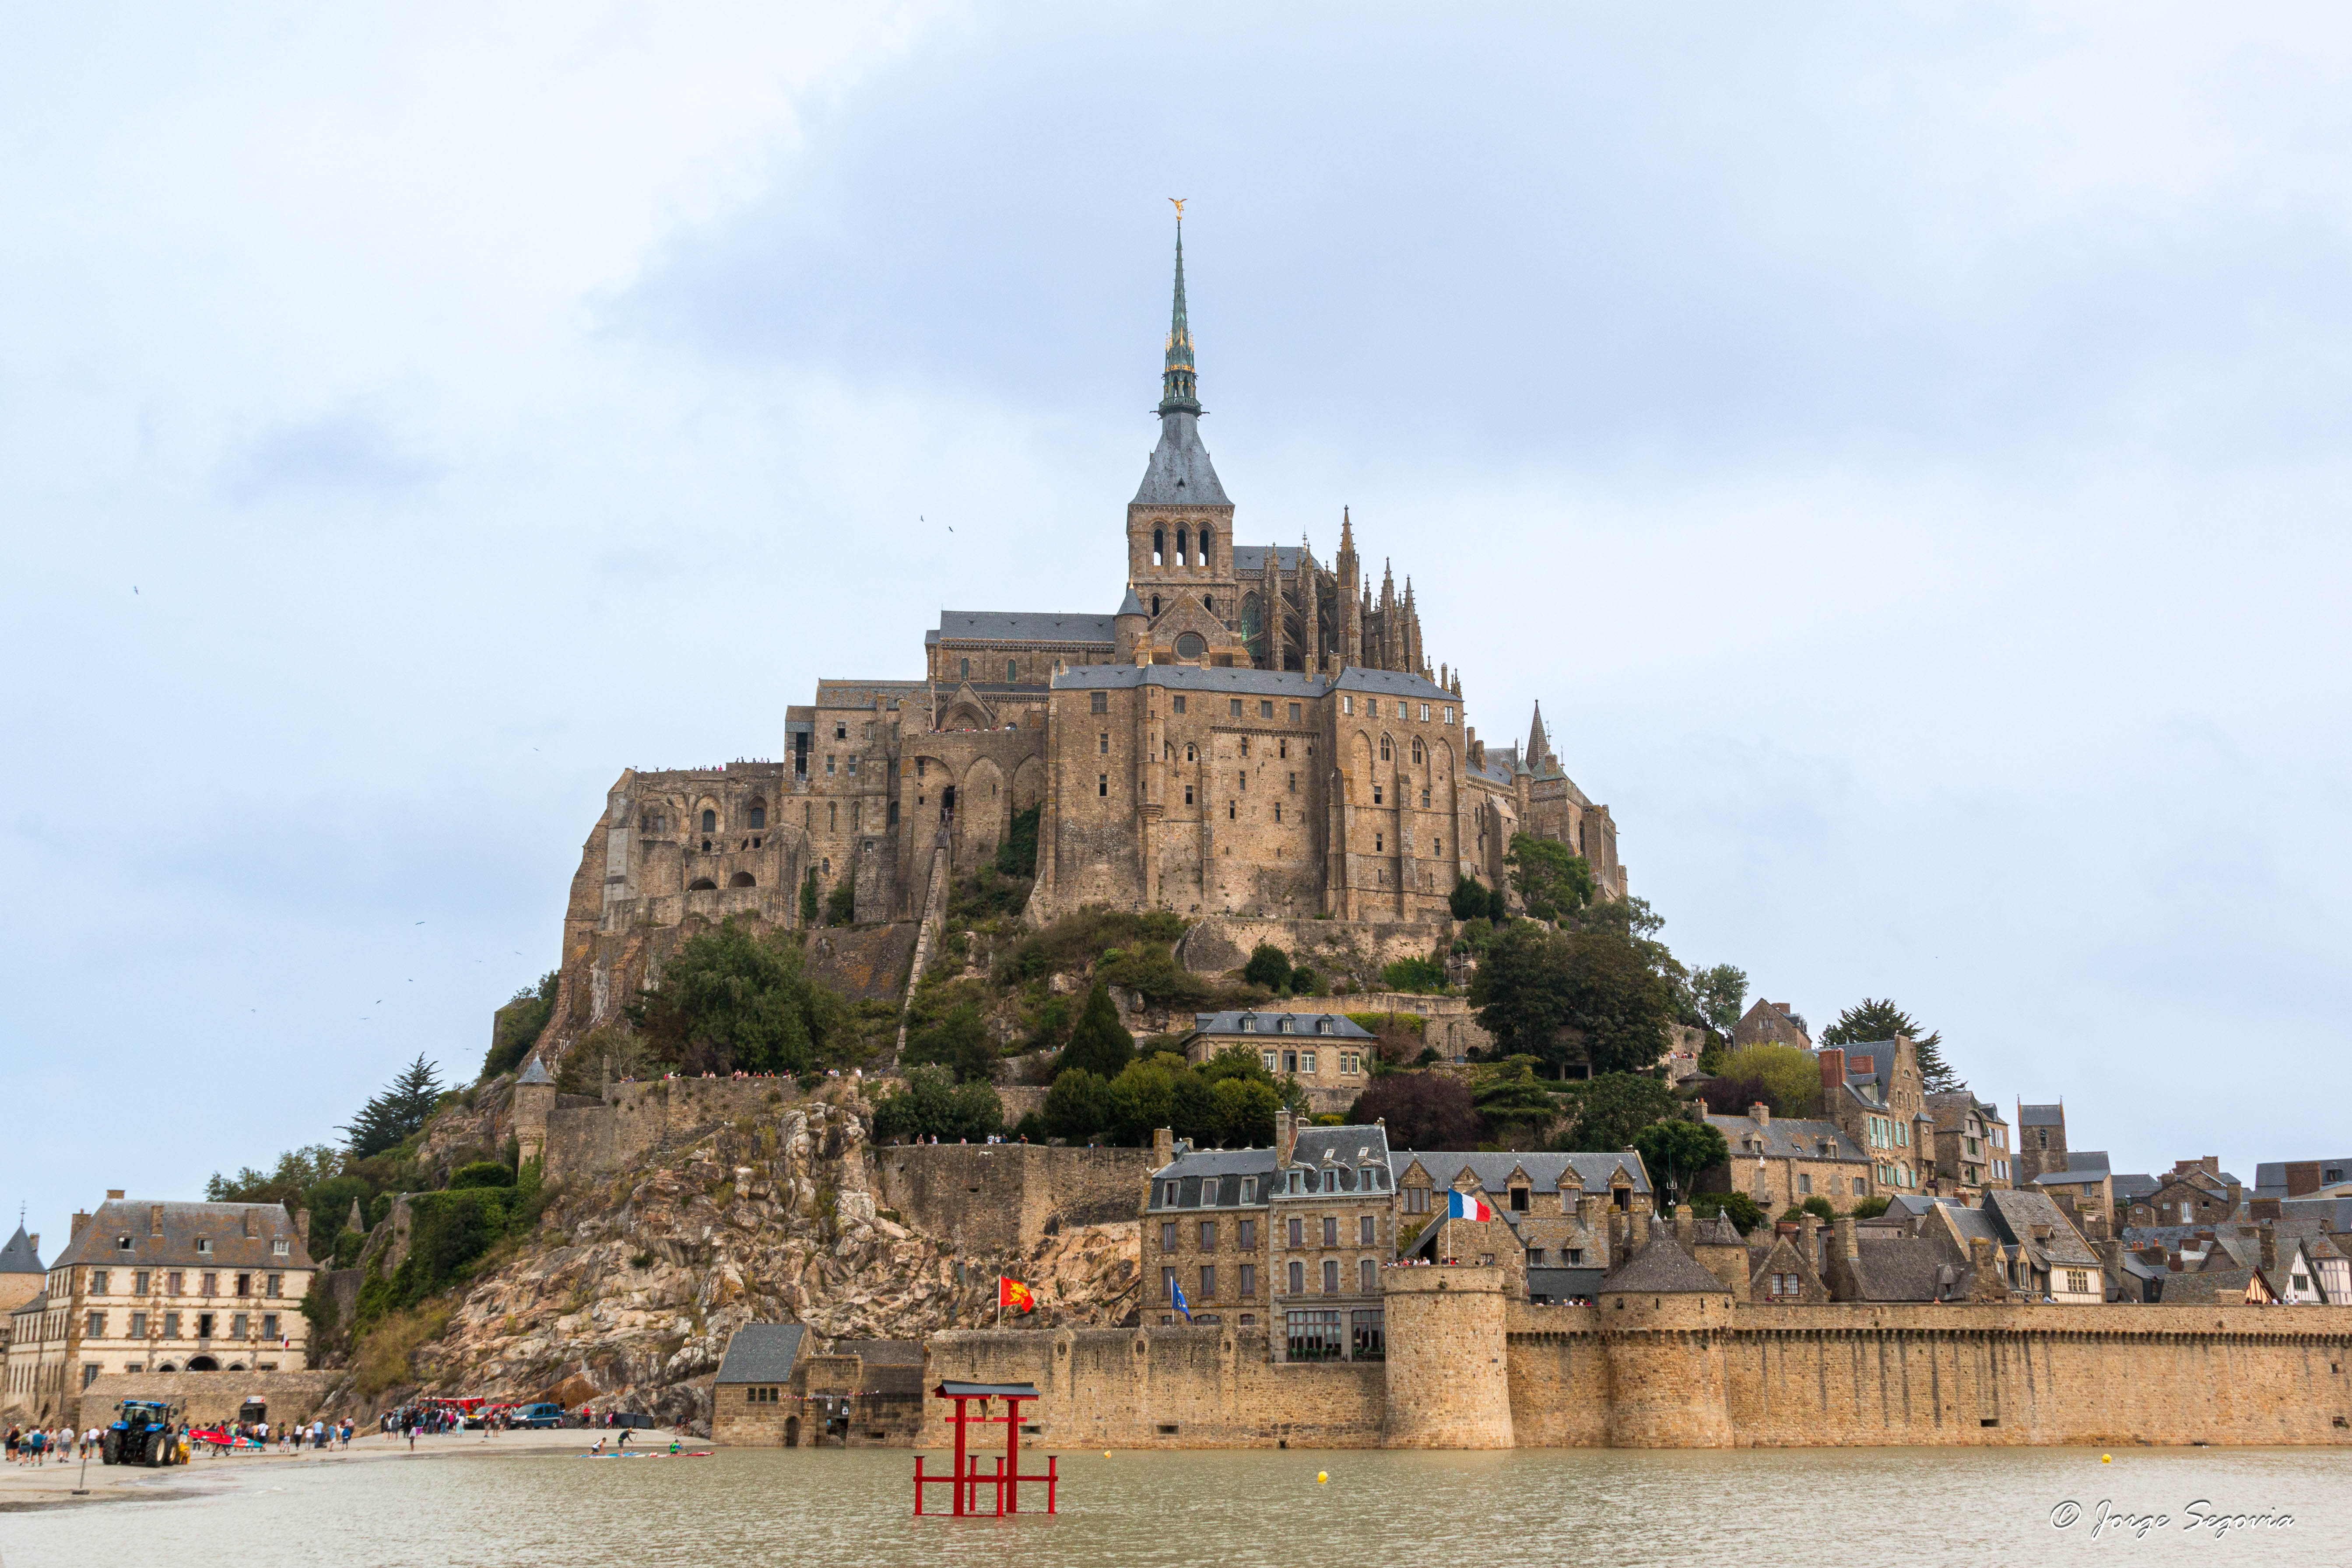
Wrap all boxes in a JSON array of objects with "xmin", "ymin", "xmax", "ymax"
[
  {"xmin": 4, "ymin": 1423, "xmax": 101, "ymax": 1465},
  {"xmin": 3, "ymin": 1415, "xmax": 355, "ymax": 1465}
]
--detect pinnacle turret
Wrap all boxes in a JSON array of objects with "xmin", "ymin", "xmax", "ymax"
[{"xmin": 1160, "ymin": 217, "xmax": 1200, "ymax": 414}]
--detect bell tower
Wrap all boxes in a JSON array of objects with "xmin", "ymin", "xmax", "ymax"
[{"xmin": 1127, "ymin": 209, "xmax": 1239, "ymax": 634}]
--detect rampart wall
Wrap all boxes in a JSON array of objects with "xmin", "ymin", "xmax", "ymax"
[
  {"xmin": 921, "ymin": 1326, "xmax": 1387, "ymax": 1449},
  {"xmin": 78, "ymin": 1370, "xmax": 339, "ymax": 1434},
  {"xmin": 543, "ymin": 1078, "xmax": 804, "ymax": 1183},
  {"xmin": 875, "ymin": 1144, "xmax": 1153, "ymax": 1253}
]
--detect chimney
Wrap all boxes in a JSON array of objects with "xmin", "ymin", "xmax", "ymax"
[
  {"xmin": 70, "ymin": 1210, "xmax": 90, "ymax": 1241},
  {"xmin": 2251, "ymin": 1197, "xmax": 2282, "ymax": 1220},
  {"xmin": 243, "ymin": 1207, "xmax": 259, "ymax": 1238},
  {"xmin": 2201, "ymin": 1155, "xmax": 2219, "ymax": 1176},
  {"xmin": 149, "ymin": 1205, "xmax": 163, "ymax": 1235},
  {"xmin": 1799, "ymin": 1212, "xmax": 1821, "ymax": 1266},
  {"xmin": 25, "ymin": 1234, "xmax": 35, "ymax": 1256},
  {"xmin": 1749, "ymin": 1101, "xmax": 1770, "ymax": 1126},
  {"xmin": 1575, "ymin": 1193, "xmax": 1600, "ymax": 1232},
  {"xmin": 1674, "ymin": 1203, "xmax": 1695, "ymax": 1251},
  {"xmin": 2167, "ymin": 1250, "xmax": 2183, "ymax": 1273},
  {"xmin": 1151, "ymin": 1127, "xmax": 1176, "ymax": 1168},
  {"xmin": 106, "ymin": 1189, "xmax": 125, "ymax": 1200},
  {"xmin": 1817, "ymin": 1048, "xmax": 1845, "ymax": 1095},
  {"xmin": 2226, "ymin": 1179, "xmax": 2243, "ymax": 1213},
  {"xmin": 1274, "ymin": 1110, "xmax": 1296, "ymax": 1167},
  {"xmin": 1835, "ymin": 1216, "xmax": 1859, "ymax": 1262},
  {"xmin": 2259, "ymin": 1221, "xmax": 2277, "ymax": 1275},
  {"xmin": 296, "ymin": 1209, "xmax": 311, "ymax": 1249}
]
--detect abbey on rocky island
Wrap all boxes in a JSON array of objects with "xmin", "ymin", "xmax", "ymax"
[{"xmin": 555, "ymin": 223, "xmax": 1624, "ymax": 1036}]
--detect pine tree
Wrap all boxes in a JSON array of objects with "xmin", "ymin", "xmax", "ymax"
[
  {"xmin": 339, "ymin": 1054, "xmax": 446, "ymax": 1157},
  {"xmin": 1054, "ymin": 981, "xmax": 1134, "ymax": 1082},
  {"xmin": 1821, "ymin": 998, "xmax": 1955, "ymax": 1092}
]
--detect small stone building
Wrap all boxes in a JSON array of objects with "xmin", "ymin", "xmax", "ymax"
[
  {"xmin": 711, "ymin": 1323, "xmax": 926, "ymax": 1447},
  {"xmin": 1701, "ymin": 1104, "xmax": 1875, "ymax": 1213},
  {"xmin": 1179, "ymin": 1010, "xmax": 1375, "ymax": 1115}
]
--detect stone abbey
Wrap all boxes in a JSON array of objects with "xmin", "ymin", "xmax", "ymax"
[{"xmin": 556, "ymin": 224, "xmax": 1625, "ymax": 1035}]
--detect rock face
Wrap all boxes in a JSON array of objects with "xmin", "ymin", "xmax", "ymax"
[{"xmin": 362, "ymin": 1087, "xmax": 1138, "ymax": 1430}]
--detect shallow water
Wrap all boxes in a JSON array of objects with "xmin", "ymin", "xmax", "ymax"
[{"xmin": 4, "ymin": 1442, "xmax": 2344, "ymax": 1566}]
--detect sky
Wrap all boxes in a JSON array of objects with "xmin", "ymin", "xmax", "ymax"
[{"xmin": 4, "ymin": 3, "xmax": 2349, "ymax": 1245}]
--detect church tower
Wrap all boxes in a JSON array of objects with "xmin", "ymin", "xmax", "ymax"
[{"xmin": 1127, "ymin": 213, "xmax": 1239, "ymax": 646}]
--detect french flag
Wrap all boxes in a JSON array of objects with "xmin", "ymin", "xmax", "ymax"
[{"xmin": 1448, "ymin": 1191, "xmax": 1494, "ymax": 1222}]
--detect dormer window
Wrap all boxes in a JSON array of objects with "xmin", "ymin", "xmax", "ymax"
[
  {"xmin": 1239, "ymin": 1016, "xmax": 1255, "ymax": 1033},
  {"xmin": 116, "ymin": 1235, "xmax": 133, "ymax": 1252},
  {"xmin": 273, "ymin": 1240, "xmax": 290, "ymax": 1257},
  {"xmin": 196, "ymin": 1239, "xmax": 212, "ymax": 1255},
  {"xmin": 1277, "ymin": 1017, "xmax": 1293, "ymax": 1034},
  {"xmin": 1316, "ymin": 1017, "xmax": 1332, "ymax": 1035}
]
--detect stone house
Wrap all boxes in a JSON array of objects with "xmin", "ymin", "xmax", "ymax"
[
  {"xmin": 1926, "ymin": 1189, "xmax": 2103, "ymax": 1304},
  {"xmin": 1742, "ymin": 1216, "xmax": 1832, "ymax": 1305},
  {"xmin": 1700, "ymin": 1104, "xmax": 1877, "ymax": 1214},
  {"xmin": 2254, "ymin": 1157, "xmax": 2352, "ymax": 1203},
  {"xmin": 1816, "ymin": 1214, "xmax": 1980, "ymax": 1305},
  {"xmin": 1814, "ymin": 1040, "xmax": 1932, "ymax": 1196},
  {"xmin": 1178, "ymin": 1010, "xmax": 1376, "ymax": 1116},
  {"xmin": 2030, "ymin": 1151, "xmax": 2116, "ymax": 1227},
  {"xmin": 3, "ymin": 1196, "xmax": 315, "ymax": 1424},
  {"xmin": 2136, "ymin": 1158, "xmax": 2246, "ymax": 1228},
  {"xmin": 2013, "ymin": 1101, "xmax": 2071, "ymax": 1183},
  {"xmin": 1391, "ymin": 1150, "xmax": 1650, "ymax": 1269},
  {"xmin": 1731, "ymin": 999, "xmax": 1811, "ymax": 1052},
  {"xmin": 710, "ymin": 1323, "xmax": 926, "ymax": 1447},
  {"xmin": 1922, "ymin": 1090, "xmax": 2013, "ymax": 1195}
]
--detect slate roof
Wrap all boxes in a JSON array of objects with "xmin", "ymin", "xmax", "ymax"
[
  {"xmin": 1527, "ymin": 1266, "xmax": 1605, "ymax": 1302},
  {"xmin": 2254, "ymin": 1159, "xmax": 2352, "ymax": 1201},
  {"xmin": 1981, "ymin": 1189, "xmax": 2101, "ymax": 1268},
  {"xmin": 1190, "ymin": 1011, "xmax": 1373, "ymax": 1039},
  {"xmin": 2113, "ymin": 1173, "xmax": 2159, "ymax": 1203},
  {"xmin": 2278, "ymin": 1197, "xmax": 2352, "ymax": 1231},
  {"xmin": 1693, "ymin": 1214, "xmax": 1744, "ymax": 1247},
  {"xmin": 11, "ymin": 1289, "xmax": 48, "ymax": 1318},
  {"xmin": 929, "ymin": 611, "xmax": 1117, "ymax": 648},
  {"xmin": 1332, "ymin": 667, "xmax": 1454, "ymax": 702},
  {"xmin": 2033, "ymin": 1152, "xmax": 2112, "ymax": 1185},
  {"xmin": 1706, "ymin": 1115, "xmax": 1870, "ymax": 1164},
  {"xmin": 516, "ymin": 1057, "xmax": 554, "ymax": 1087},
  {"xmin": 51, "ymin": 1200, "xmax": 314, "ymax": 1272},
  {"xmin": 0, "ymin": 1224, "xmax": 41, "ymax": 1275},
  {"xmin": 2164, "ymin": 1266, "xmax": 2271, "ymax": 1305},
  {"xmin": 811, "ymin": 679, "xmax": 927, "ymax": 708},
  {"xmin": 1390, "ymin": 1150, "xmax": 1652, "ymax": 1197},
  {"xmin": 1294, "ymin": 1125, "xmax": 1393, "ymax": 1172},
  {"xmin": 1053, "ymin": 664, "xmax": 1330, "ymax": 698},
  {"xmin": 1148, "ymin": 1126, "xmax": 1396, "ymax": 1204},
  {"xmin": 1229, "ymin": 545, "xmax": 1304, "ymax": 575},
  {"xmin": 1600, "ymin": 1220, "xmax": 1728, "ymax": 1294},
  {"xmin": 716, "ymin": 1323, "xmax": 806, "ymax": 1385},
  {"xmin": 1825, "ymin": 1041, "xmax": 1902, "ymax": 1108},
  {"xmin": 1846, "ymin": 1235, "xmax": 1973, "ymax": 1303},
  {"xmin": 1133, "ymin": 409, "xmax": 1230, "ymax": 505},
  {"xmin": 2017, "ymin": 1104, "xmax": 2065, "ymax": 1127}
]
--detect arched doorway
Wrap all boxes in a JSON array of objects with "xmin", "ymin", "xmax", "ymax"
[
  {"xmin": 187, "ymin": 1356, "xmax": 219, "ymax": 1372},
  {"xmin": 783, "ymin": 1415, "xmax": 800, "ymax": 1448},
  {"xmin": 940, "ymin": 785, "xmax": 956, "ymax": 820}
]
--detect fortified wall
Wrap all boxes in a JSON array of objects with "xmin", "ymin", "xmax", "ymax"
[
  {"xmin": 77, "ymin": 1370, "xmax": 338, "ymax": 1434},
  {"xmin": 875, "ymin": 1143, "xmax": 1154, "ymax": 1254},
  {"xmin": 919, "ymin": 1266, "xmax": 2352, "ymax": 1449}
]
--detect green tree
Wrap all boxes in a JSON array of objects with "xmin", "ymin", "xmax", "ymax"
[
  {"xmin": 1632, "ymin": 1119, "xmax": 1730, "ymax": 1207},
  {"xmin": 482, "ymin": 971, "xmax": 559, "ymax": 1080},
  {"xmin": 1469, "ymin": 921, "xmax": 1675, "ymax": 1079},
  {"xmin": 1683, "ymin": 963, "xmax": 1748, "ymax": 1039},
  {"xmin": 825, "ymin": 879, "xmax": 856, "ymax": 926},
  {"xmin": 340, "ymin": 1055, "xmax": 446, "ymax": 1158},
  {"xmin": 628, "ymin": 916, "xmax": 854, "ymax": 1076},
  {"xmin": 1211, "ymin": 1076, "xmax": 1281, "ymax": 1147},
  {"xmin": 1697, "ymin": 1043, "xmax": 1823, "ymax": 1119},
  {"xmin": 1689, "ymin": 1191, "xmax": 1766, "ymax": 1234},
  {"xmin": 1821, "ymin": 998, "xmax": 1955, "ymax": 1092},
  {"xmin": 1242, "ymin": 943, "xmax": 1292, "ymax": 992},
  {"xmin": 1053, "ymin": 980, "xmax": 1134, "ymax": 1081},
  {"xmin": 906, "ymin": 1002, "xmax": 997, "ymax": 1085},
  {"xmin": 1852, "ymin": 1195, "xmax": 1892, "ymax": 1220},
  {"xmin": 1449, "ymin": 875, "xmax": 1493, "ymax": 922},
  {"xmin": 1043, "ymin": 1067, "xmax": 1112, "ymax": 1141},
  {"xmin": 799, "ymin": 866, "xmax": 820, "ymax": 926},
  {"xmin": 1105, "ymin": 1057, "xmax": 1184, "ymax": 1147},
  {"xmin": 1346, "ymin": 1072, "xmax": 1479, "ymax": 1149},
  {"xmin": 1505, "ymin": 833, "xmax": 1596, "ymax": 923},
  {"xmin": 871, "ymin": 1065, "xmax": 1004, "ymax": 1144},
  {"xmin": 1783, "ymin": 1196, "xmax": 1836, "ymax": 1224},
  {"xmin": 994, "ymin": 803, "xmax": 1041, "ymax": 878},
  {"xmin": 1380, "ymin": 955, "xmax": 1447, "ymax": 994},
  {"xmin": 1471, "ymin": 1057, "xmax": 1562, "ymax": 1141},
  {"xmin": 447, "ymin": 1161, "xmax": 514, "ymax": 1190},
  {"xmin": 1552, "ymin": 1072, "xmax": 1680, "ymax": 1153}
]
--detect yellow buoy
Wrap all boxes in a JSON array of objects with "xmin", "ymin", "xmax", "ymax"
[
  {"xmin": 1103, "ymin": 1451, "xmax": 1112, "ymax": 1459},
  {"xmin": 2101, "ymin": 1454, "xmax": 2112, "ymax": 1463},
  {"xmin": 1316, "ymin": 1471, "xmax": 1329, "ymax": 1484}
]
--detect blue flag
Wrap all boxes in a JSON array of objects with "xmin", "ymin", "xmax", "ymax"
[{"xmin": 1170, "ymin": 1277, "xmax": 1192, "ymax": 1320}]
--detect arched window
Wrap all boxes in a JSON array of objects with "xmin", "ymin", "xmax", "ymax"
[
  {"xmin": 748, "ymin": 799, "xmax": 766, "ymax": 830},
  {"xmin": 1198, "ymin": 527, "xmax": 1213, "ymax": 568},
  {"xmin": 688, "ymin": 877, "xmax": 718, "ymax": 891},
  {"xmin": 1287, "ymin": 1260, "xmax": 1303, "ymax": 1295},
  {"xmin": 1007, "ymin": 659, "xmax": 1018, "ymax": 681},
  {"xmin": 1176, "ymin": 527, "xmax": 1189, "ymax": 564},
  {"xmin": 728, "ymin": 872, "xmax": 755, "ymax": 888},
  {"xmin": 1202, "ymin": 595, "xmax": 1213, "ymax": 613},
  {"xmin": 960, "ymin": 658, "xmax": 970, "ymax": 679},
  {"xmin": 1153, "ymin": 527, "xmax": 1165, "ymax": 566},
  {"xmin": 1411, "ymin": 738, "xmax": 1423, "ymax": 765},
  {"xmin": 1321, "ymin": 1259, "xmax": 1339, "ymax": 1293},
  {"xmin": 1151, "ymin": 594, "xmax": 1162, "ymax": 616},
  {"xmin": 1380, "ymin": 736, "xmax": 1392, "ymax": 762},
  {"xmin": 1175, "ymin": 632, "xmax": 1206, "ymax": 660},
  {"xmin": 701, "ymin": 809, "xmax": 716, "ymax": 833}
]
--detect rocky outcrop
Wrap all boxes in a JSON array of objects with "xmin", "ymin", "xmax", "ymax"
[{"xmin": 346, "ymin": 1087, "xmax": 1137, "ymax": 1429}]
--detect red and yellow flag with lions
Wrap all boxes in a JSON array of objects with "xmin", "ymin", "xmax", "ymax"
[{"xmin": 999, "ymin": 1276, "xmax": 1036, "ymax": 1314}]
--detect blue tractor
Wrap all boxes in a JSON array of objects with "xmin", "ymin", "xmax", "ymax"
[{"xmin": 103, "ymin": 1398, "xmax": 184, "ymax": 1467}]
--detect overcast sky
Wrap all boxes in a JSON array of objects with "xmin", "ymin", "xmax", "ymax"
[{"xmin": 5, "ymin": 4, "xmax": 2348, "ymax": 1243}]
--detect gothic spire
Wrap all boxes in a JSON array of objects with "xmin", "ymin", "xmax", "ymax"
[{"xmin": 1160, "ymin": 217, "xmax": 1200, "ymax": 414}]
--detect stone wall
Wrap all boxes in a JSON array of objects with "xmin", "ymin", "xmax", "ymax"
[
  {"xmin": 78, "ymin": 1369, "xmax": 339, "ymax": 1433},
  {"xmin": 1176, "ymin": 916, "xmax": 1451, "ymax": 987},
  {"xmin": 875, "ymin": 1144, "xmax": 1153, "ymax": 1253},
  {"xmin": 544, "ymin": 1077, "xmax": 811, "ymax": 1184},
  {"xmin": 920, "ymin": 1326, "xmax": 1387, "ymax": 1448}
]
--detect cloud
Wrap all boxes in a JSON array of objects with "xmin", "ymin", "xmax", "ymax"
[{"xmin": 219, "ymin": 407, "xmax": 443, "ymax": 504}]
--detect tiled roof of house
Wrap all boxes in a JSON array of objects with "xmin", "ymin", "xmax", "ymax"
[
  {"xmin": 928, "ymin": 611, "xmax": 1117, "ymax": 648},
  {"xmin": 2017, "ymin": 1104, "xmax": 2065, "ymax": 1127},
  {"xmin": 1190, "ymin": 1011, "xmax": 1373, "ymax": 1039},
  {"xmin": 2033, "ymin": 1151, "xmax": 2112, "ymax": 1184},
  {"xmin": 1331, "ymin": 667, "xmax": 1453, "ymax": 702},
  {"xmin": 1600, "ymin": 1221, "xmax": 1728, "ymax": 1294},
  {"xmin": 0, "ymin": 1224, "xmax": 41, "ymax": 1275},
  {"xmin": 1847, "ymin": 1235, "xmax": 1972, "ymax": 1303},
  {"xmin": 1229, "ymin": 545, "xmax": 1304, "ymax": 575},
  {"xmin": 51, "ymin": 1200, "xmax": 314, "ymax": 1273},
  {"xmin": 2162, "ymin": 1266, "xmax": 2271, "ymax": 1305},
  {"xmin": 1391, "ymin": 1150, "xmax": 1652, "ymax": 1197},
  {"xmin": 1982, "ymin": 1189, "xmax": 2101, "ymax": 1268},
  {"xmin": 714, "ymin": 1323, "xmax": 806, "ymax": 1385},
  {"xmin": 1693, "ymin": 1214, "xmax": 1744, "ymax": 1247},
  {"xmin": 1706, "ymin": 1115, "xmax": 1870, "ymax": 1164},
  {"xmin": 1053, "ymin": 664, "xmax": 1330, "ymax": 698}
]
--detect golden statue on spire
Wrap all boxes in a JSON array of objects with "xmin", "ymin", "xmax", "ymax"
[{"xmin": 1169, "ymin": 197, "xmax": 1186, "ymax": 218}]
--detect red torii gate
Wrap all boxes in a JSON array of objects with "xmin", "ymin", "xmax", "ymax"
[{"xmin": 913, "ymin": 1381, "xmax": 1058, "ymax": 1517}]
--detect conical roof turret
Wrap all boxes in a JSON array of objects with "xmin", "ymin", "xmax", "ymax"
[{"xmin": 1133, "ymin": 214, "xmax": 1229, "ymax": 506}]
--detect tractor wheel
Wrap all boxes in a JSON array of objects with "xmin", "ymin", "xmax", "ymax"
[
  {"xmin": 102, "ymin": 1431, "xmax": 119, "ymax": 1465},
  {"xmin": 146, "ymin": 1433, "xmax": 166, "ymax": 1467}
]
